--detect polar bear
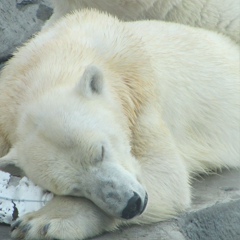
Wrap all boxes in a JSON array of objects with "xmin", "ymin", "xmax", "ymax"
[
  {"xmin": 0, "ymin": 9, "xmax": 239, "ymax": 240},
  {"xmin": 45, "ymin": 0, "xmax": 240, "ymax": 44}
]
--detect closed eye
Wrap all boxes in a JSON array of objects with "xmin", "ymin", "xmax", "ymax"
[
  {"xmin": 93, "ymin": 145, "xmax": 105, "ymax": 163},
  {"xmin": 101, "ymin": 145, "xmax": 105, "ymax": 160}
]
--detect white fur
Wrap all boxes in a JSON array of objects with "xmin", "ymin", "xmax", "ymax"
[
  {"xmin": 0, "ymin": 10, "xmax": 239, "ymax": 240},
  {"xmin": 45, "ymin": 0, "xmax": 240, "ymax": 44}
]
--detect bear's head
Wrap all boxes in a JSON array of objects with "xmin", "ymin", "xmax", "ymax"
[{"xmin": 0, "ymin": 65, "xmax": 147, "ymax": 220}]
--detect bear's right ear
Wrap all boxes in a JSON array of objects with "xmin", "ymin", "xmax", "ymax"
[
  {"xmin": 76, "ymin": 65, "xmax": 104, "ymax": 97},
  {"xmin": 0, "ymin": 148, "xmax": 19, "ymax": 168}
]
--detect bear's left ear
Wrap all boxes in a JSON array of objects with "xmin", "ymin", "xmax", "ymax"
[{"xmin": 77, "ymin": 65, "xmax": 104, "ymax": 97}]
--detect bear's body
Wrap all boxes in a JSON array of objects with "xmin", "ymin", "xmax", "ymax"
[
  {"xmin": 0, "ymin": 10, "xmax": 239, "ymax": 240},
  {"xmin": 46, "ymin": 0, "xmax": 240, "ymax": 44}
]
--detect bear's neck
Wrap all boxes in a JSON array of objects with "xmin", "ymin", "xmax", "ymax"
[{"xmin": 106, "ymin": 54, "xmax": 155, "ymax": 141}]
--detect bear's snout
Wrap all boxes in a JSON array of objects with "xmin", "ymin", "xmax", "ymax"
[{"xmin": 121, "ymin": 191, "xmax": 148, "ymax": 219}]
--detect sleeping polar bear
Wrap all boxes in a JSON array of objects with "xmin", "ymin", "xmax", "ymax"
[
  {"xmin": 0, "ymin": 9, "xmax": 239, "ymax": 240},
  {"xmin": 45, "ymin": 0, "xmax": 240, "ymax": 44}
]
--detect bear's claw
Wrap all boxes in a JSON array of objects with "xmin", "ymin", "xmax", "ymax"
[
  {"xmin": 11, "ymin": 220, "xmax": 32, "ymax": 239},
  {"xmin": 21, "ymin": 223, "xmax": 32, "ymax": 233},
  {"xmin": 11, "ymin": 220, "xmax": 22, "ymax": 232},
  {"xmin": 41, "ymin": 223, "xmax": 50, "ymax": 236}
]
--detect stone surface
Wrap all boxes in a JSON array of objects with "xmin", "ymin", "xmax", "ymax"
[
  {"xmin": 180, "ymin": 200, "xmax": 240, "ymax": 240},
  {"xmin": 0, "ymin": 224, "xmax": 11, "ymax": 240},
  {"xmin": 0, "ymin": 0, "xmax": 52, "ymax": 62}
]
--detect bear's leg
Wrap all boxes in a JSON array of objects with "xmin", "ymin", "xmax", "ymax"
[
  {"xmin": 11, "ymin": 195, "xmax": 120, "ymax": 240},
  {"xmin": 129, "ymin": 115, "xmax": 191, "ymax": 224}
]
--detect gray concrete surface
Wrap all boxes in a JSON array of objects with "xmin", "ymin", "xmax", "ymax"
[
  {"xmin": 0, "ymin": 1, "xmax": 240, "ymax": 240},
  {"xmin": 1, "ymin": 170, "xmax": 240, "ymax": 239},
  {"xmin": 0, "ymin": 0, "xmax": 52, "ymax": 62}
]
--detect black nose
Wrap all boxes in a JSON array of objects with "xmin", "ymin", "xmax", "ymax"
[{"xmin": 121, "ymin": 192, "xmax": 148, "ymax": 220}]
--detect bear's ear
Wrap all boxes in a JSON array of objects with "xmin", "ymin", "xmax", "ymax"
[
  {"xmin": 77, "ymin": 65, "xmax": 104, "ymax": 97},
  {"xmin": 0, "ymin": 148, "xmax": 19, "ymax": 168}
]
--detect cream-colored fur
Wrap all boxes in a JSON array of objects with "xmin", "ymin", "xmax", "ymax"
[
  {"xmin": 45, "ymin": 0, "xmax": 240, "ymax": 44},
  {"xmin": 0, "ymin": 10, "xmax": 239, "ymax": 240}
]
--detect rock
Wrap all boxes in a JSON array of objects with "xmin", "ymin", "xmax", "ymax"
[
  {"xmin": 0, "ymin": 0, "xmax": 52, "ymax": 62},
  {"xmin": 179, "ymin": 200, "xmax": 240, "ymax": 240}
]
